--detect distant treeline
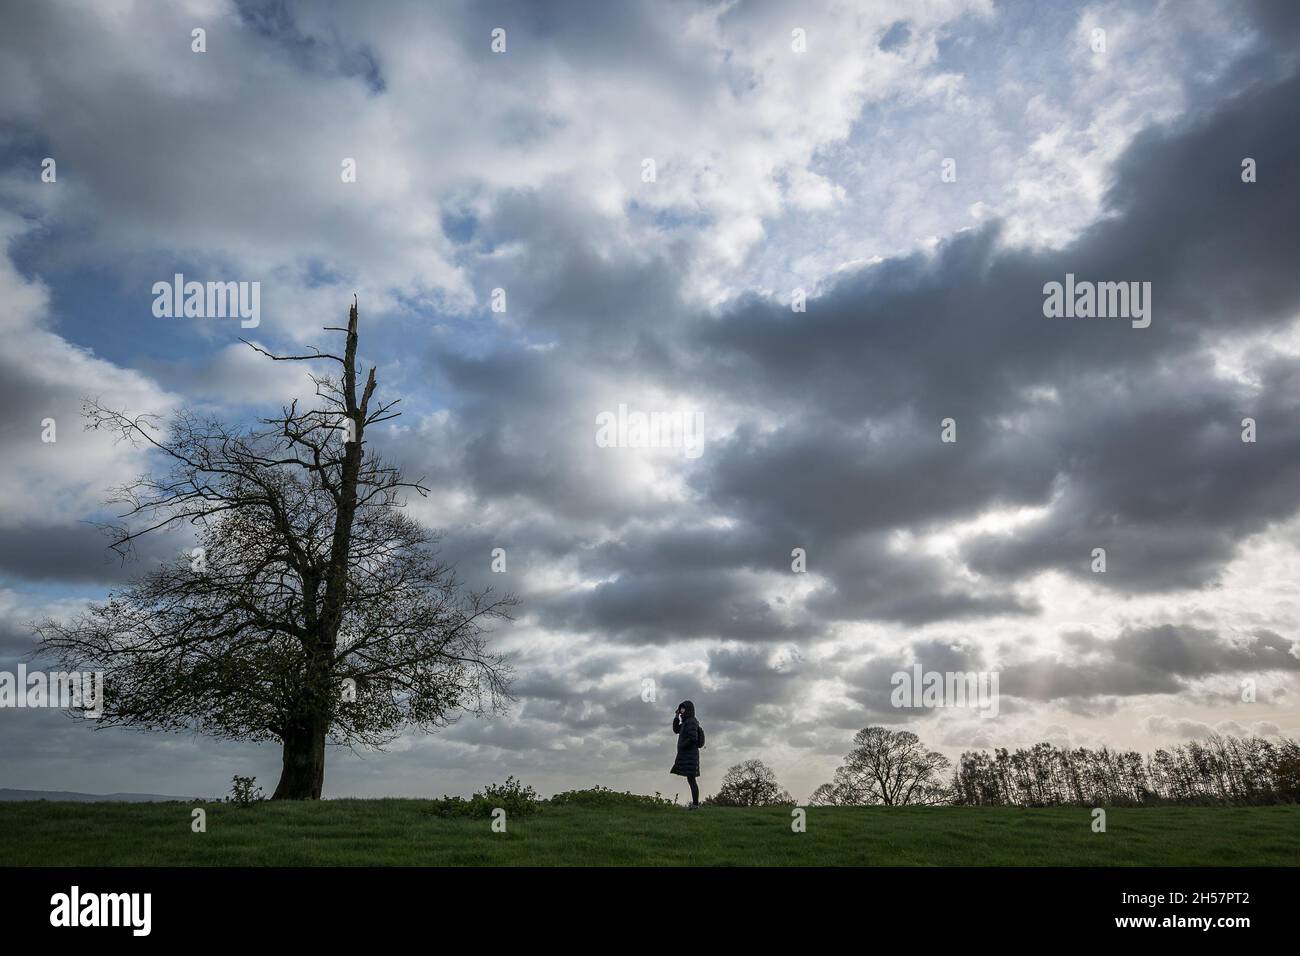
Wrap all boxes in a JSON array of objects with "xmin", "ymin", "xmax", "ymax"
[{"xmin": 952, "ymin": 735, "xmax": 1300, "ymax": 807}]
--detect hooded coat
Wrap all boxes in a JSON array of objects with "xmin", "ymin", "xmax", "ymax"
[{"xmin": 670, "ymin": 700, "xmax": 701, "ymax": 777}]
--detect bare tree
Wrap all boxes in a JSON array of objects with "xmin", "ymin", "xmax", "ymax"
[
  {"xmin": 33, "ymin": 300, "xmax": 515, "ymax": 799},
  {"xmin": 707, "ymin": 759, "xmax": 794, "ymax": 807},
  {"xmin": 807, "ymin": 782, "xmax": 847, "ymax": 807},
  {"xmin": 812, "ymin": 727, "xmax": 951, "ymax": 806},
  {"xmin": 953, "ymin": 735, "xmax": 1300, "ymax": 806}
]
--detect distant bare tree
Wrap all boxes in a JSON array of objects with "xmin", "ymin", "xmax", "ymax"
[
  {"xmin": 953, "ymin": 734, "xmax": 1300, "ymax": 806},
  {"xmin": 811, "ymin": 727, "xmax": 951, "ymax": 806},
  {"xmin": 707, "ymin": 759, "xmax": 794, "ymax": 807},
  {"xmin": 33, "ymin": 300, "xmax": 515, "ymax": 799}
]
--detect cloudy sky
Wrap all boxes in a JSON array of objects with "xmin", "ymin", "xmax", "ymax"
[{"xmin": 1, "ymin": 0, "xmax": 1298, "ymax": 801}]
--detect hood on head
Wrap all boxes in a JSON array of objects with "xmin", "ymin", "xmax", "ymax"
[{"xmin": 677, "ymin": 700, "xmax": 695, "ymax": 719}]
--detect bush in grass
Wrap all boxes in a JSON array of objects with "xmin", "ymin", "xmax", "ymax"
[
  {"xmin": 226, "ymin": 775, "xmax": 264, "ymax": 808},
  {"xmin": 547, "ymin": 785, "xmax": 676, "ymax": 809},
  {"xmin": 428, "ymin": 776, "xmax": 543, "ymax": 818}
]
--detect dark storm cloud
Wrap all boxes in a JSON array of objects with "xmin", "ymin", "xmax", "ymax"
[
  {"xmin": 523, "ymin": 523, "xmax": 817, "ymax": 644},
  {"xmin": 835, "ymin": 625, "xmax": 1299, "ymax": 718},
  {"xmin": 674, "ymin": 68, "xmax": 1300, "ymax": 597},
  {"xmin": 537, "ymin": 567, "xmax": 815, "ymax": 645},
  {"xmin": 1112, "ymin": 625, "xmax": 1299, "ymax": 678},
  {"xmin": 700, "ymin": 414, "xmax": 1057, "ymax": 540},
  {"xmin": 962, "ymin": 356, "xmax": 1300, "ymax": 591},
  {"xmin": 803, "ymin": 532, "xmax": 1036, "ymax": 624},
  {"xmin": 575, "ymin": 523, "xmax": 779, "ymax": 576},
  {"xmin": 403, "ymin": 344, "xmax": 687, "ymax": 526},
  {"xmin": 473, "ymin": 189, "xmax": 694, "ymax": 348},
  {"xmin": 397, "ymin": 517, "xmax": 586, "ymax": 603},
  {"xmin": 1000, "ymin": 625, "xmax": 1300, "ymax": 701},
  {"xmin": 701, "ymin": 644, "xmax": 803, "ymax": 721},
  {"xmin": 0, "ymin": 618, "xmax": 34, "ymax": 665},
  {"xmin": 0, "ymin": 523, "xmax": 186, "ymax": 585},
  {"xmin": 411, "ymin": 57, "xmax": 1300, "ymax": 645},
  {"xmin": 841, "ymin": 638, "xmax": 990, "ymax": 718}
]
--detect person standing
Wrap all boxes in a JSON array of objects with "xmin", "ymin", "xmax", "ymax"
[{"xmin": 671, "ymin": 700, "xmax": 704, "ymax": 809}]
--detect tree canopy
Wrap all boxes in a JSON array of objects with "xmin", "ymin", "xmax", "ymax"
[{"xmin": 34, "ymin": 300, "xmax": 515, "ymax": 798}]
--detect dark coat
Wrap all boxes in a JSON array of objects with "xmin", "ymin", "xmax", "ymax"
[{"xmin": 670, "ymin": 699, "xmax": 701, "ymax": 777}]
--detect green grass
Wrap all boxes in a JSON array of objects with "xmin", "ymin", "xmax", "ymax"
[{"xmin": 1, "ymin": 801, "xmax": 1296, "ymax": 866}]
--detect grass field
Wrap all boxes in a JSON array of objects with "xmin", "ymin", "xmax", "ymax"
[{"xmin": 1, "ymin": 801, "xmax": 1297, "ymax": 866}]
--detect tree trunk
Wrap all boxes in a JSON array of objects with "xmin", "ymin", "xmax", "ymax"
[{"xmin": 272, "ymin": 717, "xmax": 327, "ymax": 799}]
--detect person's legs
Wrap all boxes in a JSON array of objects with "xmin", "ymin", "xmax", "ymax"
[{"xmin": 687, "ymin": 775, "xmax": 699, "ymax": 806}]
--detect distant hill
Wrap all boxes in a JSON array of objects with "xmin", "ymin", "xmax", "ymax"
[{"xmin": 0, "ymin": 788, "xmax": 203, "ymax": 803}]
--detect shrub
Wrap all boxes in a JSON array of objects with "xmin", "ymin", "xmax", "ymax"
[
  {"xmin": 427, "ymin": 776, "xmax": 543, "ymax": 818},
  {"xmin": 226, "ymin": 775, "xmax": 264, "ymax": 808},
  {"xmin": 548, "ymin": 785, "xmax": 676, "ymax": 809}
]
